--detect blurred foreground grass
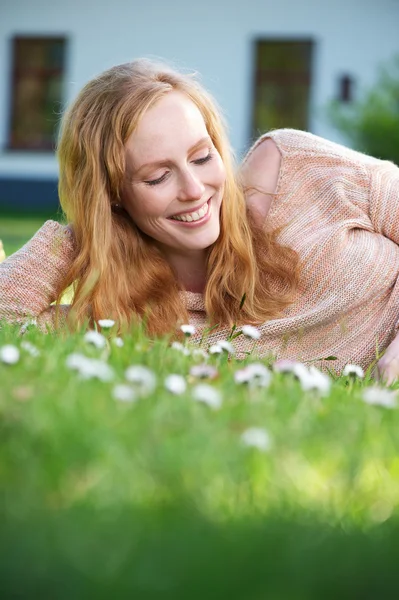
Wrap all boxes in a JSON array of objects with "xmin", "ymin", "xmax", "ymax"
[{"xmin": 1, "ymin": 321, "xmax": 399, "ymax": 598}]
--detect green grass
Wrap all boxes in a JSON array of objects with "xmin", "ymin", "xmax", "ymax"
[
  {"xmin": 2, "ymin": 219, "xmax": 399, "ymax": 598},
  {"xmin": 0, "ymin": 214, "xmax": 62, "ymax": 256},
  {"xmin": 1, "ymin": 320, "xmax": 399, "ymax": 598}
]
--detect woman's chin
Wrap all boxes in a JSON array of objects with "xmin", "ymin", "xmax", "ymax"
[{"xmin": 186, "ymin": 226, "xmax": 220, "ymax": 251}]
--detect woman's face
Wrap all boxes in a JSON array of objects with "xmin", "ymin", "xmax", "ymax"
[{"xmin": 122, "ymin": 91, "xmax": 226, "ymax": 257}]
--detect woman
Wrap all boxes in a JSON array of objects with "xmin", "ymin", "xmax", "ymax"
[{"xmin": 1, "ymin": 59, "xmax": 399, "ymax": 381}]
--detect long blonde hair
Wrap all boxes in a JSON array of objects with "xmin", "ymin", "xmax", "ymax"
[{"xmin": 57, "ymin": 59, "xmax": 299, "ymax": 335}]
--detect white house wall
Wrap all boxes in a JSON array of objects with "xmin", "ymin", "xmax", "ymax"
[{"xmin": 0, "ymin": 0, "xmax": 398, "ymax": 200}]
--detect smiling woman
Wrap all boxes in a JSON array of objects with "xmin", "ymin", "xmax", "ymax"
[
  {"xmin": 52, "ymin": 58, "xmax": 298, "ymax": 337},
  {"xmin": 1, "ymin": 58, "xmax": 399, "ymax": 380}
]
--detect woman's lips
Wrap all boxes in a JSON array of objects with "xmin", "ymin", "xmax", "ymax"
[{"xmin": 169, "ymin": 199, "xmax": 211, "ymax": 227}]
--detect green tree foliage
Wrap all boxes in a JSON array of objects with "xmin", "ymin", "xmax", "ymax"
[{"xmin": 328, "ymin": 56, "xmax": 399, "ymax": 165}]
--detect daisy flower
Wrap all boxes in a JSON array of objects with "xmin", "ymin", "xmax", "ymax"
[
  {"xmin": 362, "ymin": 387, "xmax": 397, "ymax": 409},
  {"xmin": 83, "ymin": 330, "xmax": 107, "ymax": 349},
  {"xmin": 217, "ymin": 340, "xmax": 235, "ymax": 355},
  {"xmin": 190, "ymin": 364, "xmax": 219, "ymax": 380},
  {"xmin": 164, "ymin": 374, "xmax": 187, "ymax": 395},
  {"xmin": 343, "ymin": 364, "xmax": 365, "ymax": 378},
  {"xmin": 241, "ymin": 325, "xmax": 261, "ymax": 340},
  {"xmin": 241, "ymin": 427, "xmax": 271, "ymax": 451},
  {"xmin": 66, "ymin": 353, "xmax": 114, "ymax": 381},
  {"xmin": 98, "ymin": 319, "xmax": 115, "ymax": 330},
  {"xmin": 300, "ymin": 366, "xmax": 331, "ymax": 396},
  {"xmin": 180, "ymin": 324, "xmax": 196, "ymax": 337},
  {"xmin": 171, "ymin": 341, "xmax": 191, "ymax": 356},
  {"xmin": 234, "ymin": 363, "xmax": 271, "ymax": 387},
  {"xmin": 21, "ymin": 341, "xmax": 40, "ymax": 357},
  {"xmin": 209, "ymin": 344, "xmax": 223, "ymax": 355},
  {"xmin": 112, "ymin": 384, "xmax": 137, "ymax": 403},
  {"xmin": 192, "ymin": 384, "xmax": 222, "ymax": 409},
  {"xmin": 125, "ymin": 365, "xmax": 157, "ymax": 395},
  {"xmin": 0, "ymin": 345, "xmax": 20, "ymax": 365}
]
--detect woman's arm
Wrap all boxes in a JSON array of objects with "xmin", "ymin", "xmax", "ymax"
[
  {"xmin": 0, "ymin": 220, "xmax": 76, "ymax": 331},
  {"xmin": 368, "ymin": 161, "xmax": 399, "ymax": 382},
  {"xmin": 368, "ymin": 160, "xmax": 399, "ymax": 244},
  {"xmin": 375, "ymin": 331, "xmax": 399, "ymax": 385}
]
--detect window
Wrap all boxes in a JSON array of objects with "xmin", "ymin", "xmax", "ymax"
[
  {"xmin": 251, "ymin": 40, "xmax": 313, "ymax": 138},
  {"xmin": 8, "ymin": 36, "xmax": 67, "ymax": 151}
]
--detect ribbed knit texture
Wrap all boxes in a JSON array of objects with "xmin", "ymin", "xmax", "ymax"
[{"xmin": 1, "ymin": 129, "xmax": 399, "ymax": 372}]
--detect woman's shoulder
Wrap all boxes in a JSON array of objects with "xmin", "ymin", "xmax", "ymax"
[{"xmin": 254, "ymin": 128, "xmax": 382, "ymax": 168}]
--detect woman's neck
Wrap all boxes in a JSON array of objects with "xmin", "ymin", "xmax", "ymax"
[{"xmin": 162, "ymin": 248, "xmax": 208, "ymax": 293}]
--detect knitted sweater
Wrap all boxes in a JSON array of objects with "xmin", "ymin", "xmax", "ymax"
[{"xmin": 1, "ymin": 129, "xmax": 399, "ymax": 371}]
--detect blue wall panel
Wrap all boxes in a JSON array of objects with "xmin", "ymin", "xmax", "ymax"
[{"xmin": 0, "ymin": 178, "xmax": 60, "ymax": 213}]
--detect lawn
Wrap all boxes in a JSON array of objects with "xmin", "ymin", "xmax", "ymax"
[
  {"xmin": 1, "ymin": 218, "xmax": 399, "ymax": 598},
  {"xmin": 0, "ymin": 215, "xmax": 58, "ymax": 256}
]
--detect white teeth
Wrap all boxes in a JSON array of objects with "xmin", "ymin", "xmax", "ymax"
[{"xmin": 171, "ymin": 201, "xmax": 209, "ymax": 222}]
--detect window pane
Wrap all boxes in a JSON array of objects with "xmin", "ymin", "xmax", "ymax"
[
  {"xmin": 252, "ymin": 40, "xmax": 313, "ymax": 137},
  {"xmin": 9, "ymin": 37, "xmax": 66, "ymax": 150}
]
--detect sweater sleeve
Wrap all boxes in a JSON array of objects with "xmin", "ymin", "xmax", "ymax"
[
  {"xmin": 0, "ymin": 220, "xmax": 76, "ymax": 331},
  {"xmin": 367, "ymin": 160, "xmax": 399, "ymax": 244}
]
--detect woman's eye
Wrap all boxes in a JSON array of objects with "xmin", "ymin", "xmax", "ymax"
[
  {"xmin": 144, "ymin": 152, "xmax": 213, "ymax": 185},
  {"xmin": 193, "ymin": 152, "xmax": 213, "ymax": 165},
  {"xmin": 145, "ymin": 172, "xmax": 168, "ymax": 186}
]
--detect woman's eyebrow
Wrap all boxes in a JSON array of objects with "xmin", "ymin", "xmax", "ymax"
[{"xmin": 134, "ymin": 136, "xmax": 212, "ymax": 173}]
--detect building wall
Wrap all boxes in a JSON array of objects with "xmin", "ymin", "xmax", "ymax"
[{"xmin": 0, "ymin": 0, "xmax": 398, "ymax": 209}]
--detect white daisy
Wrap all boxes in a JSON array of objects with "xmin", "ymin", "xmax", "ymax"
[
  {"xmin": 171, "ymin": 341, "xmax": 191, "ymax": 356},
  {"xmin": 191, "ymin": 348, "xmax": 209, "ymax": 361},
  {"xmin": 362, "ymin": 387, "xmax": 397, "ymax": 409},
  {"xmin": 180, "ymin": 324, "xmax": 196, "ymax": 336},
  {"xmin": 20, "ymin": 341, "xmax": 40, "ymax": 357},
  {"xmin": 192, "ymin": 384, "xmax": 222, "ymax": 409},
  {"xmin": 300, "ymin": 365, "xmax": 331, "ymax": 396},
  {"xmin": 234, "ymin": 363, "xmax": 271, "ymax": 387},
  {"xmin": 112, "ymin": 337, "xmax": 124, "ymax": 348},
  {"xmin": 0, "ymin": 345, "xmax": 20, "ymax": 365},
  {"xmin": 98, "ymin": 319, "xmax": 115, "ymax": 330},
  {"xmin": 273, "ymin": 359, "xmax": 306, "ymax": 375},
  {"xmin": 125, "ymin": 365, "xmax": 157, "ymax": 395},
  {"xmin": 81, "ymin": 360, "xmax": 114, "ymax": 381},
  {"xmin": 65, "ymin": 353, "xmax": 86, "ymax": 371},
  {"xmin": 65, "ymin": 353, "xmax": 114, "ymax": 381},
  {"xmin": 241, "ymin": 325, "xmax": 261, "ymax": 340},
  {"xmin": 274, "ymin": 360, "xmax": 331, "ymax": 396},
  {"xmin": 164, "ymin": 374, "xmax": 187, "ymax": 395},
  {"xmin": 209, "ymin": 344, "xmax": 223, "ymax": 355},
  {"xmin": 112, "ymin": 384, "xmax": 136, "ymax": 403},
  {"xmin": 83, "ymin": 330, "xmax": 107, "ymax": 349},
  {"xmin": 190, "ymin": 364, "xmax": 218, "ymax": 379},
  {"xmin": 241, "ymin": 427, "xmax": 271, "ymax": 451},
  {"xmin": 217, "ymin": 340, "xmax": 235, "ymax": 355},
  {"xmin": 343, "ymin": 364, "xmax": 365, "ymax": 378}
]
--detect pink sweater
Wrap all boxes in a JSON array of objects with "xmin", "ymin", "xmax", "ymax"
[{"xmin": 1, "ymin": 129, "xmax": 399, "ymax": 371}]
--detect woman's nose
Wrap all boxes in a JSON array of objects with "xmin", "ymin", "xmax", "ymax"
[{"xmin": 177, "ymin": 169, "xmax": 205, "ymax": 201}]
